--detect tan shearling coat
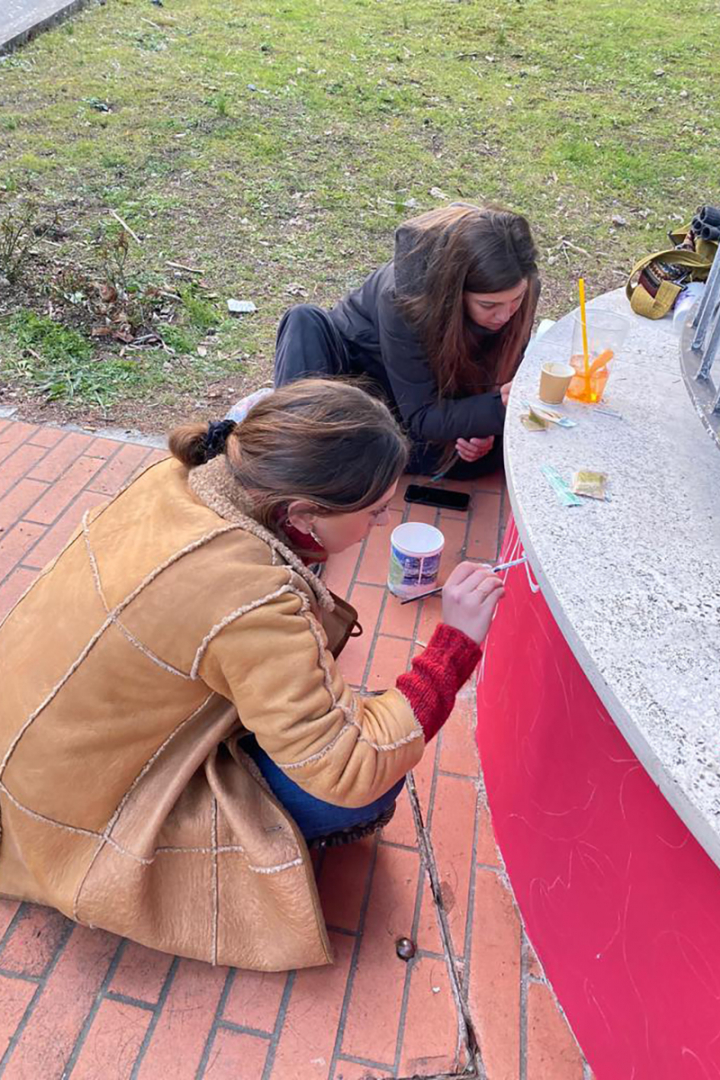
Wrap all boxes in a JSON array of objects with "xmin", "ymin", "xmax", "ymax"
[{"xmin": 0, "ymin": 455, "xmax": 424, "ymax": 971}]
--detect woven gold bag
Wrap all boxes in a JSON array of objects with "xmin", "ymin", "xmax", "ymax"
[{"xmin": 626, "ymin": 224, "xmax": 717, "ymax": 320}]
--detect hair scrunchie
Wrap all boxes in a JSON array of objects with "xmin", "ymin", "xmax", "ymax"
[{"xmin": 204, "ymin": 419, "xmax": 236, "ymax": 461}]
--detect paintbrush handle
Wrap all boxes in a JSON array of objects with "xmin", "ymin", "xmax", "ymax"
[
  {"xmin": 398, "ymin": 555, "xmax": 527, "ymax": 605},
  {"xmin": 399, "ymin": 585, "xmax": 443, "ymax": 605}
]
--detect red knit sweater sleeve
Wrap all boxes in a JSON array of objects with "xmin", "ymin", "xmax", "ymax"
[{"xmin": 395, "ymin": 623, "xmax": 482, "ymax": 743}]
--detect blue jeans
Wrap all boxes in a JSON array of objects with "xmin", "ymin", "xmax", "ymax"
[{"xmin": 242, "ymin": 735, "xmax": 405, "ymax": 841}]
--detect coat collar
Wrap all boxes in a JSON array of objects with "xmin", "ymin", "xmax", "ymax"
[{"xmin": 188, "ymin": 457, "xmax": 334, "ymax": 612}]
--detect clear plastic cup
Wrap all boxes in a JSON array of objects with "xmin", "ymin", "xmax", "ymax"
[{"xmin": 566, "ymin": 308, "xmax": 631, "ymax": 403}]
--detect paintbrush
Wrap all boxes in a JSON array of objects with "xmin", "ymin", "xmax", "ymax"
[{"xmin": 398, "ymin": 554, "xmax": 528, "ymax": 605}]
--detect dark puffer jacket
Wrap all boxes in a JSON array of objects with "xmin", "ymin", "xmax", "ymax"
[{"xmin": 328, "ymin": 221, "xmax": 538, "ymax": 443}]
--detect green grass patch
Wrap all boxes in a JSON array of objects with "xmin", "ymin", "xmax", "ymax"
[
  {"xmin": 1, "ymin": 309, "xmax": 227, "ymax": 413},
  {"xmin": 160, "ymin": 323, "xmax": 198, "ymax": 355},
  {"xmin": 4, "ymin": 310, "xmax": 138, "ymax": 408},
  {"xmin": 0, "ymin": 0, "xmax": 718, "ymax": 428},
  {"xmin": 10, "ymin": 310, "xmax": 91, "ymax": 364},
  {"xmin": 179, "ymin": 284, "xmax": 222, "ymax": 333}
]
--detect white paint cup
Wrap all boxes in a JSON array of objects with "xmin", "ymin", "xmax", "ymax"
[{"xmin": 388, "ymin": 522, "xmax": 445, "ymax": 599}]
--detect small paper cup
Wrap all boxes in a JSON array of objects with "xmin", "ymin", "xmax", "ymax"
[
  {"xmin": 539, "ymin": 362, "xmax": 575, "ymax": 405},
  {"xmin": 388, "ymin": 522, "xmax": 445, "ymax": 599}
]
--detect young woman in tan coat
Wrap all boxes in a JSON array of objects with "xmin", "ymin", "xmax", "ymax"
[{"xmin": 0, "ymin": 381, "xmax": 503, "ymax": 972}]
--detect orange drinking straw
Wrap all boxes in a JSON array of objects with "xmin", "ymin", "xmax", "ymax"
[{"xmin": 578, "ymin": 278, "xmax": 590, "ymax": 398}]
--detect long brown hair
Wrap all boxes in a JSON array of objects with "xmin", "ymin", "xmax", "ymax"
[
  {"xmin": 396, "ymin": 205, "xmax": 539, "ymax": 396},
  {"xmin": 169, "ymin": 379, "xmax": 409, "ymax": 527}
]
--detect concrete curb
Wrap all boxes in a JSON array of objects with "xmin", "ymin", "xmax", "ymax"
[{"xmin": 0, "ymin": 0, "xmax": 95, "ymax": 56}]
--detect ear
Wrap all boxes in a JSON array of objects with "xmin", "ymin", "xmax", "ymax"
[{"xmin": 285, "ymin": 500, "xmax": 318, "ymax": 535}]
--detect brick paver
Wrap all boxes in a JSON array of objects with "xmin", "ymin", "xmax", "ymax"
[{"xmin": 0, "ymin": 420, "xmax": 591, "ymax": 1079}]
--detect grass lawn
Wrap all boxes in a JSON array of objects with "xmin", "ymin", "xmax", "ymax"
[{"xmin": 0, "ymin": 0, "xmax": 717, "ymax": 432}]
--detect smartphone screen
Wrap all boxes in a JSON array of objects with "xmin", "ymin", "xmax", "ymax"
[{"xmin": 404, "ymin": 485, "xmax": 470, "ymax": 511}]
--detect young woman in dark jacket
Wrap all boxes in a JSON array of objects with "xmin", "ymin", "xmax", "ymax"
[{"xmin": 273, "ymin": 204, "xmax": 540, "ymax": 478}]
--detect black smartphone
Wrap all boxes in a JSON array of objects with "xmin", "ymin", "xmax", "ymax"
[{"xmin": 404, "ymin": 484, "xmax": 470, "ymax": 511}]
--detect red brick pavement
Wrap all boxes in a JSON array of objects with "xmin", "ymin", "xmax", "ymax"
[{"xmin": 0, "ymin": 419, "xmax": 591, "ymax": 1079}]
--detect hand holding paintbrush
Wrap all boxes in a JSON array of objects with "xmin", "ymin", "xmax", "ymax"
[
  {"xmin": 400, "ymin": 554, "xmax": 527, "ymax": 605},
  {"xmin": 438, "ymin": 561, "xmax": 506, "ymax": 644}
]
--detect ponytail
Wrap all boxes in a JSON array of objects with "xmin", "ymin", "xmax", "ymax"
[
  {"xmin": 169, "ymin": 420, "xmax": 236, "ymax": 469},
  {"xmin": 167, "ymin": 380, "xmax": 409, "ymax": 528}
]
